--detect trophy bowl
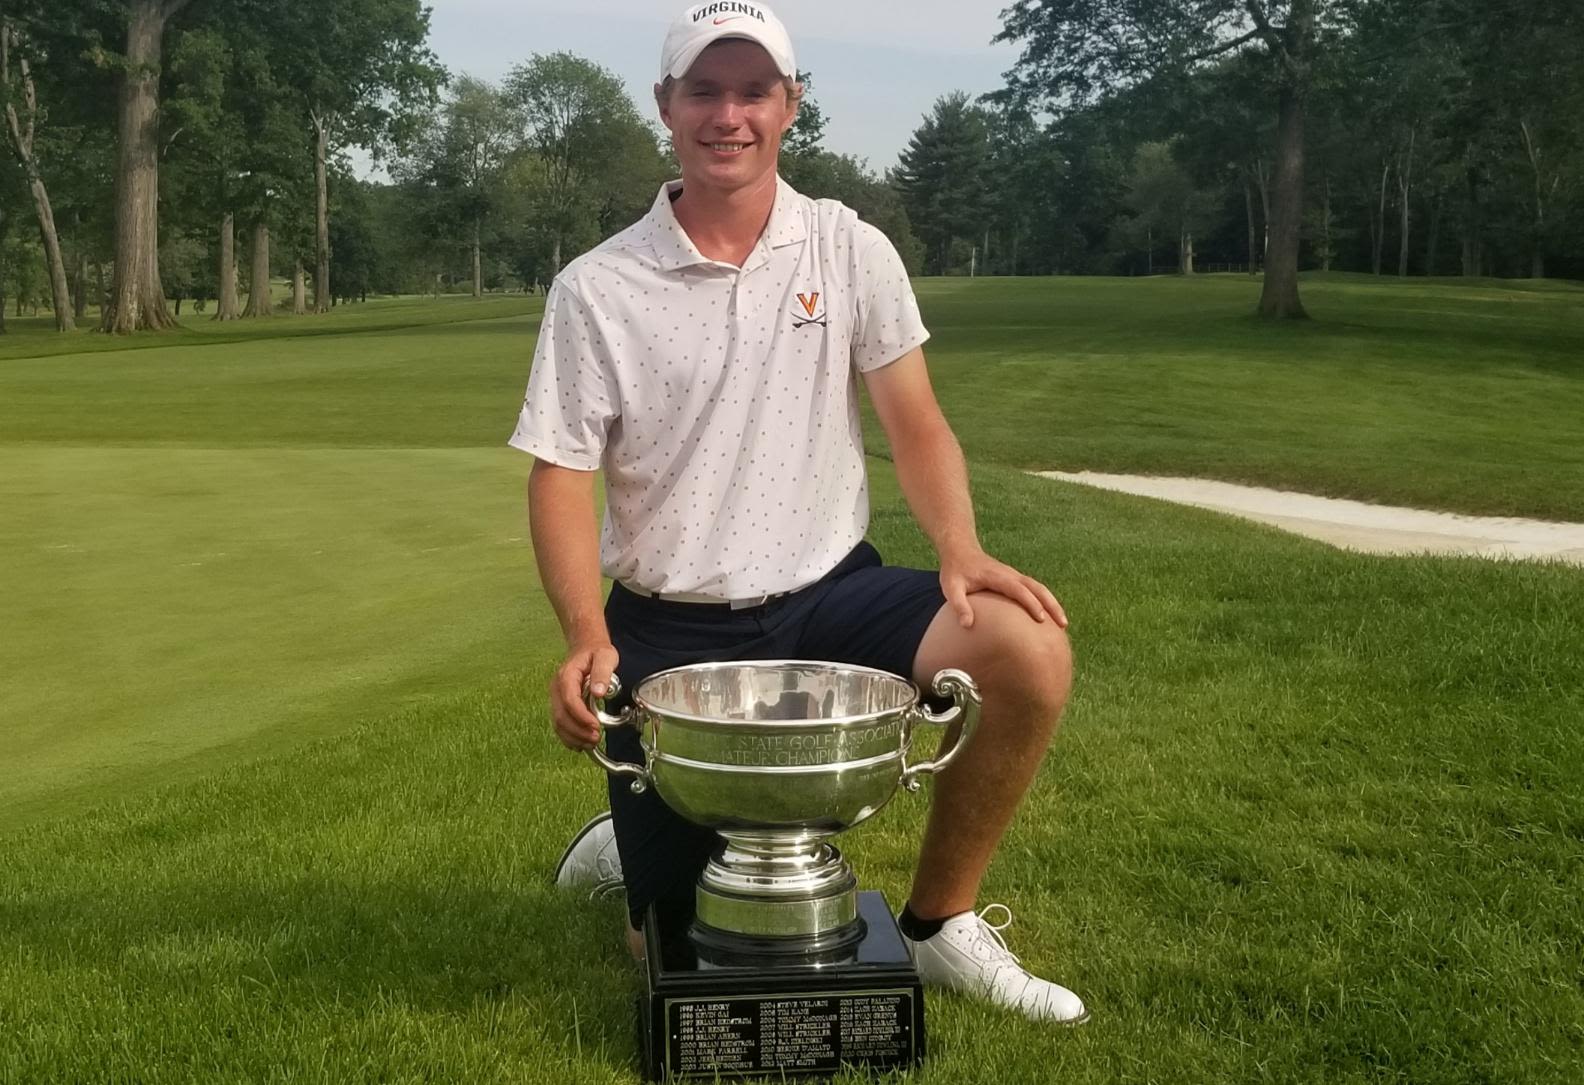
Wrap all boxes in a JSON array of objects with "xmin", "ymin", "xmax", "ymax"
[{"xmin": 586, "ymin": 660, "xmax": 980, "ymax": 953}]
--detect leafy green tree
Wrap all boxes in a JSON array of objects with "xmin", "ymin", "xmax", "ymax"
[
  {"xmin": 158, "ymin": 227, "xmax": 206, "ymax": 313},
  {"xmin": 1119, "ymin": 141, "xmax": 1221, "ymax": 273},
  {"xmin": 163, "ymin": 24, "xmax": 308, "ymax": 319},
  {"xmin": 780, "ymin": 68, "xmax": 825, "ymax": 159},
  {"xmin": 503, "ymin": 51, "xmax": 653, "ymax": 276},
  {"xmin": 267, "ymin": 0, "xmax": 443, "ymax": 311},
  {"xmin": 998, "ymin": 0, "xmax": 1323, "ymax": 317},
  {"xmin": 396, "ymin": 75, "xmax": 517, "ymax": 297},
  {"xmin": 895, "ymin": 92, "xmax": 990, "ymax": 275}
]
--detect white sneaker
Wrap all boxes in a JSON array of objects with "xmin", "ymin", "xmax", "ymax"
[
  {"xmin": 552, "ymin": 812, "xmax": 625, "ymax": 900},
  {"xmin": 908, "ymin": 904, "xmax": 1089, "ymax": 1025}
]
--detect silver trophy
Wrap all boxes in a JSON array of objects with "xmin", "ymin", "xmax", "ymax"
[{"xmin": 586, "ymin": 660, "xmax": 980, "ymax": 954}]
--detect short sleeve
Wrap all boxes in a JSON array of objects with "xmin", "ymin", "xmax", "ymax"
[
  {"xmin": 852, "ymin": 226, "xmax": 930, "ymax": 373},
  {"xmin": 507, "ymin": 280, "xmax": 619, "ymax": 470}
]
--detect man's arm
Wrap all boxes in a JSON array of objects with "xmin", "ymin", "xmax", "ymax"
[
  {"xmin": 863, "ymin": 347, "xmax": 1067, "ymax": 630},
  {"xmin": 528, "ymin": 458, "xmax": 617, "ymax": 748}
]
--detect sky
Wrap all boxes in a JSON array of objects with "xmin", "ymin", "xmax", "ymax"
[{"xmin": 353, "ymin": 0, "xmax": 1023, "ymax": 179}]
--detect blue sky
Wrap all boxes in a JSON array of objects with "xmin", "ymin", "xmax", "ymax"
[{"xmin": 357, "ymin": 0, "xmax": 1022, "ymax": 177}]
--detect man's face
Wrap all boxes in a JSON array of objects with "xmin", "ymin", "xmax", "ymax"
[{"xmin": 658, "ymin": 39, "xmax": 799, "ymax": 192}]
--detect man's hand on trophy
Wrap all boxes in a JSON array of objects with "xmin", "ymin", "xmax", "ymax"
[{"xmin": 551, "ymin": 641, "xmax": 620, "ymax": 750}]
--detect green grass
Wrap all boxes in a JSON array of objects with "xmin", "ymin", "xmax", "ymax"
[
  {"xmin": 904, "ymin": 273, "xmax": 1584, "ymax": 520},
  {"xmin": 1, "ymin": 278, "xmax": 1582, "ymax": 1082}
]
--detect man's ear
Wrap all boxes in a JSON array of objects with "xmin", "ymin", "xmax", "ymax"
[
  {"xmin": 654, "ymin": 82, "xmax": 671, "ymax": 128},
  {"xmin": 782, "ymin": 83, "xmax": 802, "ymax": 133}
]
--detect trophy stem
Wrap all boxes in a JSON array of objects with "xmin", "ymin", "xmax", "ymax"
[{"xmin": 692, "ymin": 836, "xmax": 864, "ymax": 952}]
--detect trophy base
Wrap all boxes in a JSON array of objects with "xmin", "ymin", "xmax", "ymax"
[{"xmin": 640, "ymin": 891, "xmax": 925, "ymax": 1081}]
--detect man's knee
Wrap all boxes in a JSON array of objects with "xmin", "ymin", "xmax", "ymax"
[
  {"xmin": 995, "ymin": 611, "xmax": 1072, "ymax": 722},
  {"xmin": 955, "ymin": 593, "xmax": 1073, "ymax": 718}
]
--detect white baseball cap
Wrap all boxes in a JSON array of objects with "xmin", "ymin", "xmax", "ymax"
[{"xmin": 660, "ymin": 2, "xmax": 796, "ymax": 82}]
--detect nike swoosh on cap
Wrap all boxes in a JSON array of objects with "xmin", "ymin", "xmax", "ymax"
[{"xmin": 713, "ymin": 16, "xmax": 742, "ymax": 24}]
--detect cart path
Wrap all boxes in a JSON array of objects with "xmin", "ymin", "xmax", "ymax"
[{"xmin": 1035, "ymin": 471, "xmax": 1584, "ymax": 566}]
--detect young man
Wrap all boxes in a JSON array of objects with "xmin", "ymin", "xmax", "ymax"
[{"xmin": 511, "ymin": 2, "xmax": 1087, "ymax": 1024}]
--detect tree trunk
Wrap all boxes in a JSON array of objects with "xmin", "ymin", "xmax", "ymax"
[
  {"xmin": 1146, "ymin": 225, "xmax": 1153, "ymax": 276},
  {"xmin": 1425, "ymin": 196, "xmax": 1441, "ymax": 277},
  {"xmin": 101, "ymin": 0, "xmax": 185, "ymax": 333},
  {"xmin": 244, "ymin": 221, "xmax": 271, "ymax": 317},
  {"xmin": 472, "ymin": 214, "xmax": 482, "ymax": 297},
  {"xmin": 552, "ymin": 234, "xmax": 563, "ymax": 278},
  {"xmin": 1258, "ymin": 71, "xmax": 1308, "ymax": 319},
  {"xmin": 1255, "ymin": 157, "xmax": 1271, "ymax": 260},
  {"xmin": 293, "ymin": 260, "xmax": 306, "ymax": 314},
  {"xmin": 2, "ymin": 24, "xmax": 74, "ymax": 331},
  {"xmin": 1518, "ymin": 119, "xmax": 1547, "ymax": 280},
  {"xmin": 1371, "ymin": 158, "xmax": 1388, "ymax": 276},
  {"xmin": 1180, "ymin": 229, "xmax": 1196, "ymax": 275},
  {"xmin": 1321, "ymin": 176, "xmax": 1333, "ymax": 272},
  {"xmin": 312, "ymin": 111, "xmax": 331, "ymax": 312},
  {"xmin": 1396, "ymin": 127, "xmax": 1415, "ymax": 277},
  {"xmin": 1461, "ymin": 156, "xmax": 1481, "ymax": 278},
  {"xmin": 1243, "ymin": 174, "xmax": 1257, "ymax": 275},
  {"xmin": 1396, "ymin": 189, "xmax": 1411, "ymax": 276},
  {"xmin": 27, "ymin": 177, "xmax": 73, "ymax": 331},
  {"xmin": 72, "ymin": 250, "xmax": 87, "ymax": 320},
  {"xmin": 215, "ymin": 212, "xmax": 240, "ymax": 320}
]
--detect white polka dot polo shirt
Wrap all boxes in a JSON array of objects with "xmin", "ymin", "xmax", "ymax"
[{"xmin": 509, "ymin": 177, "xmax": 929, "ymax": 599}]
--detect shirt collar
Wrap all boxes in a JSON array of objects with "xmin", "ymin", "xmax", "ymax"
[{"xmin": 644, "ymin": 175, "xmax": 807, "ymax": 272}]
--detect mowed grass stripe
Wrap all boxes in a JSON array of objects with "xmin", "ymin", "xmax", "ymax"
[
  {"xmin": 2, "ymin": 311, "xmax": 542, "ymax": 449},
  {"xmin": 2, "ymin": 465, "xmax": 1580, "ymax": 1082},
  {"xmin": 0, "ymin": 445, "xmax": 558, "ymax": 826},
  {"xmin": 6, "ymin": 276, "xmax": 1583, "ymax": 515},
  {"xmin": 0, "ymin": 294, "xmax": 542, "ymax": 363}
]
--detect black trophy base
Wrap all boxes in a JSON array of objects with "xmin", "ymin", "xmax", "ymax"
[{"xmin": 640, "ymin": 891, "xmax": 925, "ymax": 1081}]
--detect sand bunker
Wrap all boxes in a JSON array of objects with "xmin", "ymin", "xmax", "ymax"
[{"xmin": 1036, "ymin": 471, "xmax": 1584, "ymax": 566}]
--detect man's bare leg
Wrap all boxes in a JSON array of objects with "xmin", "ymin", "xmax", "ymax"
[{"xmin": 906, "ymin": 591, "xmax": 1073, "ymax": 919}]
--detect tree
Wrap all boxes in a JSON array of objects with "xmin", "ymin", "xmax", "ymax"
[
  {"xmin": 1120, "ymin": 141, "xmax": 1220, "ymax": 273},
  {"xmin": 163, "ymin": 27, "xmax": 240, "ymax": 319},
  {"xmin": 0, "ymin": 22, "xmax": 74, "ymax": 329},
  {"xmin": 94, "ymin": 0, "xmax": 198, "ymax": 333},
  {"xmin": 997, "ymin": 0, "xmax": 1321, "ymax": 318},
  {"xmin": 780, "ymin": 68, "xmax": 825, "ymax": 159},
  {"xmin": 396, "ymin": 75, "xmax": 516, "ymax": 297},
  {"xmin": 1465, "ymin": 0, "xmax": 1584, "ymax": 278},
  {"xmin": 503, "ymin": 52, "xmax": 651, "ymax": 276},
  {"xmin": 269, "ymin": 0, "xmax": 442, "ymax": 312},
  {"xmin": 895, "ymin": 92, "xmax": 991, "ymax": 275}
]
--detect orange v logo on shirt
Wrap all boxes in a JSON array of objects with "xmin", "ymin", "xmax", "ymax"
[{"xmin": 792, "ymin": 291, "xmax": 826, "ymax": 329}]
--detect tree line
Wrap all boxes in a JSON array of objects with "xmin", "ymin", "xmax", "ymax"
[
  {"xmin": 900, "ymin": 0, "xmax": 1584, "ymax": 317},
  {"xmin": 1, "ymin": 0, "xmax": 1579, "ymax": 334},
  {"xmin": 0, "ymin": 0, "xmax": 913, "ymax": 333}
]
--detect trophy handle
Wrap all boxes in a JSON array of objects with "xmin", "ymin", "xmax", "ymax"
[
  {"xmin": 583, "ymin": 673, "xmax": 651, "ymax": 794},
  {"xmin": 900, "ymin": 668, "xmax": 981, "ymax": 793}
]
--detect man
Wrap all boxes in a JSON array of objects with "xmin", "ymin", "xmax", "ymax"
[{"xmin": 511, "ymin": 2, "xmax": 1086, "ymax": 1024}]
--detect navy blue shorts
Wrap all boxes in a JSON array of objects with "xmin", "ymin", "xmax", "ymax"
[{"xmin": 601, "ymin": 540, "xmax": 946, "ymax": 930}]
